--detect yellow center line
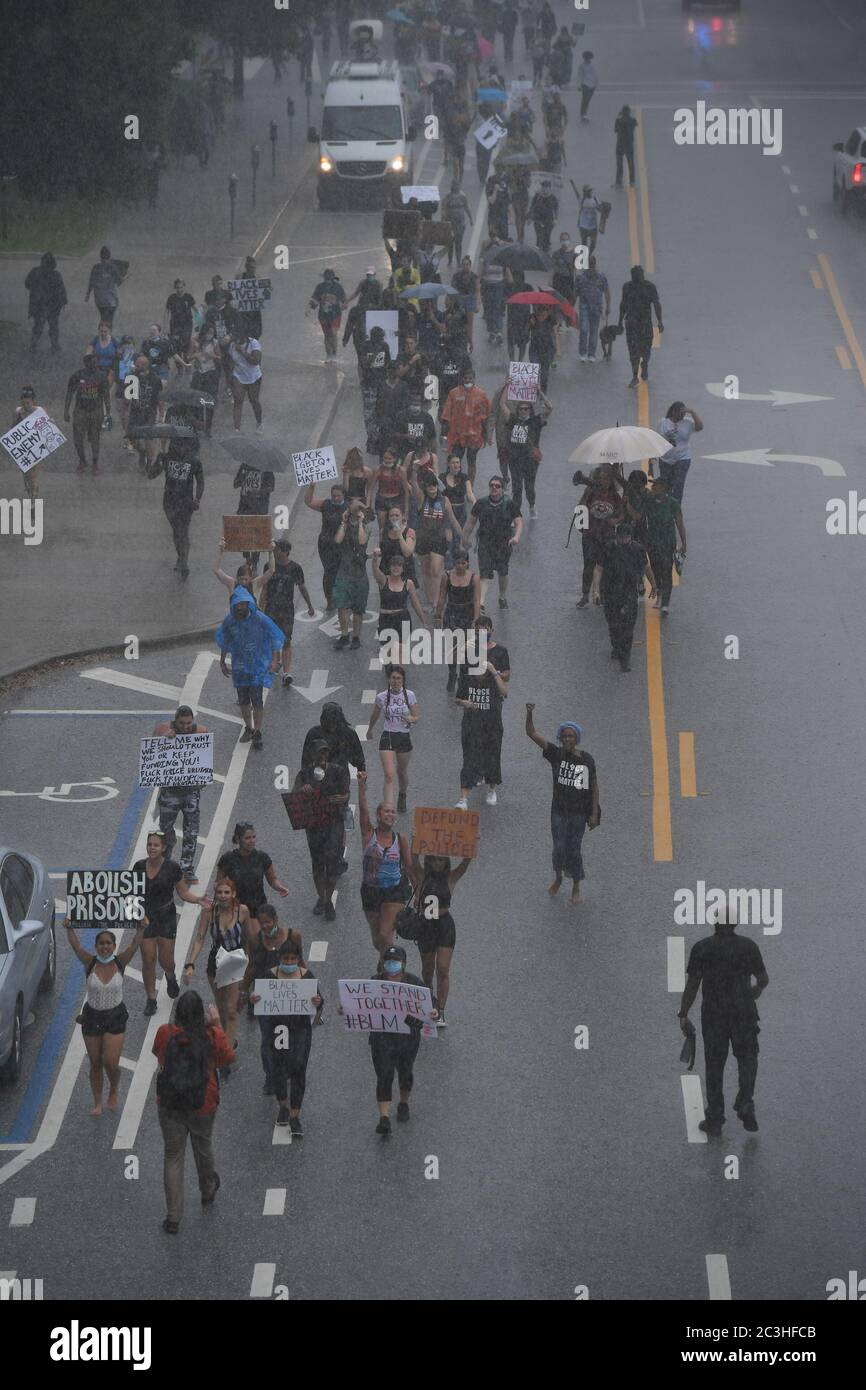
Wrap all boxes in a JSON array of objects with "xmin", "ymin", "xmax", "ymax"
[
  {"xmin": 817, "ymin": 252, "xmax": 866, "ymax": 392},
  {"xmin": 835, "ymin": 345, "xmax": 852, "ymax": 370},
  {"xmin": 679, "ymin": 733, "xmax": 697, "ymax": 798},
  {"xmin": 809, "ymin": 269, "xmax": 823, "ymax": 290},
  {"xmin": 635, "ymin": 110, "xmax": 655, "ymax": 275}
]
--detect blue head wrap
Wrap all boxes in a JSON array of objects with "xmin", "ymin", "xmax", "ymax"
[{"xmin": 556, "ymin": 722, "xmax": 582, "ymax": 743}]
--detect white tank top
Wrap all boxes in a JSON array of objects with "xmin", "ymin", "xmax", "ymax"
[{"xmin": 87, "ymin": 963, "xmax": 124, "ymax": 1012}]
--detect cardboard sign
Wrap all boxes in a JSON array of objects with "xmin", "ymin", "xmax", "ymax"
[
  {"xmin": 400, "ymin": 185, "xmax": 441, "ymax": 205},
  {"xmin": 254, "ymin": 977, "xmax": 318, "ymax": 1017},
  {"xmin": 0, "ymin": 408, "xmax": 66, "ymax": 474},
  {"xmin": 226, "ymin": 277, "xmax": 272, "ymax": 311},
  {"xmin": 506, "ymin": 360, "xmax": 540, "ymax": 403},
  {"xmin": 412, "ymin": 806, "xmax": 480, "ymax": 860},
  {"xmin": 383, "ymin": 208, "xmax": 421, "ymax": 240},
  {"xmin": 365, "ymin": 309, "xmax": 399, "ymax": 359},
  {"xmin": 139, "ymin": 733, "xmax": 214, "ymax": 788},
  {"xmin": 291, "ymin": 445, "xmax": 338, "ymax": 488},
  {"xmin": 66, "ymin": 869, "xmax": 146, "ymax": 924},
  {"xmin": 417, "ymin": 220, "xmax": 452, "ymax": 250},
  {"xmin": 281, "ymin": 787, "xmax": 334, "ymax": 831},
  {"xmin": 339, "ymin": 979, "xmax": 437, "ymax": 1038},
  {"xmin": 222, "ymin": 514, "xmax": 273, "ymax": 551},
  {"xmin": 474, "ymin": 115, "xmax": 507, "ymax": 150}
]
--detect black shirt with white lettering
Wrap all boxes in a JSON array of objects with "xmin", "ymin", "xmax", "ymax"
[
  {"xmin": 542, "ymin": 743, "xmax": 597, "ymax": 817},
  {"xmin": 148, "ymin": 449, "xmax": 204, "ymax": 509},
  {"xmin": 234, "ymin": 464, "xmax": 275, "ymax": 516},
  {"xmin": 456, "ymin": 644, "xmax": 510, "ymax": 725}
]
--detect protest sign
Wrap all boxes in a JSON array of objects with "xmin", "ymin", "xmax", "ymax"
[
  {"xmin": 291, "ymin": 445, "xmax": 338, "ymax": 488},
  {"xmin": 474, "ymin": 115, "xmax": 507, "ymax": 150},
  {"xmin": 254, "ymin": 977, "xmax": 318, "ymax": 1017},
  {"xmin": 412, "ymin": 807, "xmax": 480, "ymax": 860},
  {"xmin": 400, "ymin": 185, "xmax": 441, "ymax": 205},
  {"xmin": 365, "ymin": 309, "xmax": 399, "ymax": 360},
  {"xmin": 383, "ymin": 208, "xmax": 420, "ymax": 240},
  {"xmin": 222, "ymin": 514, "xmax": 273, "ymax": 552},
  {"xmin": 66, "ymin": 870, "xmax": 146, "ymax": 924},
  {"xmin": 139, "ymin": 733, "xmax": 214, "ymax": 788},
  {"xmin": 506, "ymin": 360, "xmax": 540, "ymax": 403},
  {"xmin": 0, "ymin": 408, "xmax": 66, "ymax": 475},
  {"xmin": 508, "ymin": 79, "xmax": 534, "ymax": 106},
  {"xmin": 281, "ymin": 788, "xmax": 334, "ymax": 831},
  {"xmin": 226, "ymin": 277, "xmax": 272, "ymax": 311},
  {"xmin": 339, "ymin": 979, "xmax": 437, "ymax": 1038}
]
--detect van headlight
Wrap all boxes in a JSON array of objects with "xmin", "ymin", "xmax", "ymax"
[
  {"xmin": 390, "ymin": 155, "xmax": 405, "ymax": 172},
  {"xmin": 320, "ymin": 155, "xmax": 333, "ymax": 173}
]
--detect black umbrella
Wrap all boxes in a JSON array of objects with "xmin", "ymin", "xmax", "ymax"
[
  {"xmin": 125, "ymin": 424, "xmax": 196, "ymax": 440},
  {"xmin": 161, "ymin": 387, "xmax": 216, "ymax": 408},
  {"xmin": 488, "ymin": 242, "xmax": 552, "ymax": 272},
  {"xmin": 215, "ymin": 433, "xmax": 292, "ymax": 473}
]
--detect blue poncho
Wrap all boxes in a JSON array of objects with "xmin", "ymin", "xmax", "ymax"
[{"xmin": 215, "ymin": 586, "xmax": 285, "ymax": 688}]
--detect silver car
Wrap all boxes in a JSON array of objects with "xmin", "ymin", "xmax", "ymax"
[{"xmin": 0, "ymin": 848, "xmax": 56, "ymax": 1084}]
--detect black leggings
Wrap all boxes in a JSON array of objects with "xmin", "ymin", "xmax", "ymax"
[
  {"xmin": 509, "ymin": 455, "xmax": 540, "ymax": 510},
  {"xmin": 164, "ymin": 505, "xmax": 193, "ymax": 567},
  {"xmin": 581, "ymin": 532, "xmax": 604, "ymax": 597},
  {"xmin": 318, "ymin": 539, "xmax": 341, "ymax": 606},
  {"xmin": 370, "ymin": 1034, "xmax": 420, "ymax": 1102},
  {"xmin": 266, "ymin": 1017, "xmax": 312, "ymax": 1109}
]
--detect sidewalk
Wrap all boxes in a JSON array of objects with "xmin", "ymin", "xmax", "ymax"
[{"xmin": 0, "ymin": 47, "xmax": 346, "ymax": 681}]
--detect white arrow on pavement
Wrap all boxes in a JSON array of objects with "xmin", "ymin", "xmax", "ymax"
[
  {"xmin": 292, "ymin": 669, "xmax": 343, "ymax": 703},
  {"xmin": 705, "ymin": 383, "xmax": 834, "ymax": 407},
  {"xmin": 703, "ymin": 448, "xmax": 846, "ymax": 477}
]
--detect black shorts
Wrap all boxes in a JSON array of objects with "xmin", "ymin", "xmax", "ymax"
[
  {"xmin": 361, "ymin": 881, "xmax": 408, "ymax": 912},
  {"xmin": 80, "ymin": 1002, "xmax": 129, "ymax": 1037},
  {"xmin": 143, "ymin": 915, "xmax": 177, "ymax": 941},
  {"xmin": 379, "ymin": 731, "xmax": 412, "ymax": 753},
  {"xmin": 415, "ymin": 534, "xmax": 447, "ymax": 558},
  {"xmin": 478, "ymin": 540, "xmax": 511, "ymax": 578},
  {"xmin": 266, "ymin": 606, "xmax": 294, "ymax": 643},
  {"xmin": 416, "ymin": 912, "xmax": 456, "ymax": 954},
  {"xmin": 236, "ymin": 684, "xmax": 264, "ymax": 708}
]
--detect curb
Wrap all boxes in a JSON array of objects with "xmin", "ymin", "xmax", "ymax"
[{"xmin": 0, "ymin": 371, "xmax": 348, "ymax": 690}]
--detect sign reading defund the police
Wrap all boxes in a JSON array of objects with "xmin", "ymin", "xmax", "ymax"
[
  {"xmin": 138, "ymin": 733, "xmax": 214, "ymax": 788},
  {"xmin": 339, "ymin": 980, "xmax": 437, "ymax": 1038},
  {"xmin": 254, "ymin": 977, "xmax": 318, "ymax": 1016},
  {"xmin": 0, "ymin": 408, "xmax": 67, "ymax": 474},
  {"xmin": 226, "ymin": 278, "xmax": 273, "ymax": 311},
  {"xmin": 66, "ymin": 870, "xmax": 145, "ymax": 923},
  {"xmin": 291, "ymin": 445, "xmax": 338, "ymax": 488}
]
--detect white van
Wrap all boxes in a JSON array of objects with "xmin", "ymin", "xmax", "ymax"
[{"xmin": 309, "ymin": 58, "xmax": 417, "ymax": 209}]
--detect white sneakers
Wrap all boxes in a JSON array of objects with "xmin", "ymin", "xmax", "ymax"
[
  {"xmin": 486, "ymin": 788, "xmax": 497, "ymax": 805},
  {"xmin": 456, "ymin": 792, "xmax": 498, "ymax": 808},
  {"xmin": 455, "ymin": 797, "xmax": 469, "ymax": 810}
]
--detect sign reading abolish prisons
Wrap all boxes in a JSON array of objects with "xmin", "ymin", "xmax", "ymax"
[
  {"xmin": 412, "ymin": 807, "xmax": 480, "ymax": 859},
  {"xmin": 66, "ymin": 870, "xmax": 146, "ymax": 923},
  {"xmin": 139, "ymin": 733, "xmax": 214, "ymax": 788}
]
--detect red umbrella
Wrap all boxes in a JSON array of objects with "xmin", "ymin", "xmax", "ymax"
[{"xmin": 506, "ymin": 290, "xmax": 577, "ymax": 327}]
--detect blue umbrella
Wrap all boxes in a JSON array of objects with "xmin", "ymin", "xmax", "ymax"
[
  {"xmin": 387, "ymin": 8, "xmax": 414, "ymax": 22},
  {"xmin": 477, "ymin": 87, "xmax": 508, "ymax": 104},
  {"xmin": 398, "ymin": 283, "xmax": 458, "ymax": 299}
]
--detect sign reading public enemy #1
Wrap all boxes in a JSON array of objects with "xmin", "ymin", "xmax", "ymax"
[
  {"xmin": 0, "ymin": 408, "xmax": 67, "ymax": 474},
  {"xmin": 292, "ymin": 445, "xmax": 338, "ymax": 488},
  {"xmin": 412, "ymin": 807, "xmax": 480, "ymax": 859},
  {"xmin": 66, "ymin": 870, "xmax": 145, "ymax": 923},
  {"xmin": 139, "ymin": 733, "xmax": 214, "ymax": 788}
]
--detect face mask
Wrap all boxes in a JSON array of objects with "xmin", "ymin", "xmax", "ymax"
[
  {"xmin": 312, "ymin": 766, "xmax": 326, "ymax": 781},
  {"xmin": 279, "ymin": 962, "xmax": 300, "ymax": 975},
  {"xmin": 96, "ymin": 949, "xmax": 116, "ymax": 963},
  {"xmin": 264, "ymin": 924, "xmax": 280, "ymax": 938},
  {"xmin": 383, "ymin": 960, "xmax": 403, "ymax": 976}
]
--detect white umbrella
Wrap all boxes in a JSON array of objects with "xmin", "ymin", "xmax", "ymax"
[{"xmin": 570, "ymin": 425, "xmax": 671, "ymax": 467}]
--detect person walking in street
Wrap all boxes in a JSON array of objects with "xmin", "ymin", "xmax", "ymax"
[
  {"xmin": 260, "ymin": 539, "xmax": 315, "ymax": 687},
  {"xmin": 656, "ymin": 401, "xmax": 703, "ymax": 503},
  {"xmin": 64, "ymin": 349, "xmax": 110, "ymax": 475},
  {"xmin": 372, "ymin": 551, "xmax": 426, "ymax": 662},
  {"xmin": 153, "ymin": 991, "xmax": 234, "ymax": 1233},
  {"xmin": 442, "ymin": 182, "xmax": 474, "ymax": 267},
  {"xmin": 290, "ymin": 742, "xmax": 350, "ymax": 921},
  {"xmin": 614, "ymin": 105, "xmax": 638, "ymax": 188},
  {"xmin": 91, "ymin": 321, "xmax": 119, "ymax": 431},
  {"xmin": 218, "ymin": 822, "xmax": 290, "ymax": 933},
  {"xmin": 551, "ymin": 232, "xmax": 578, "ymax": 306},
  {"xmin": 601, "ymin": 522, "xmax": 650, "ymax": 670},
  {"xmin": 366, "ymin": 663, "xmax": 420, "ymax": 814},
  {"xmin": 147, "ymin": 432, "xmax": 204, "ymax": 578},
  {"xmin": 410, "ymin": 854, "xmax": 471, "ymax": 1026},
  {"xmin": 527, "ymin": 304, "xmax": 558, "ymax": 396},
  {"xmin": 238, "ymin": 906, "xmax": 305, "ymax": 1091},
  {"xmin": 480, "ymin": 233, "xmax": 508, "ymax": 343},
  {"xmin": 499, "ymin": 398, "xmax": 545, "ymax": 517},
  {"xmin": 617, "ymin": 265, "xmax": 663, "ymax": 386},
  {"xmin": 575, "ymin": 255, "xmax": 610, "ymax": 363},
  {"xmin": 645, "ymin": 476, "xmax": 687, "ymax": 615},
  {"xmin": 462, "ymin": 475, "xmax": 523, "ymax": 611},
  {"xmin": 183, "ymin": 877, "xmax": 251, "ymax": 1061},
  {"xmin": 65, "ymin": 918, "xmax": 145, "ymax": 1114},
  {"xmin": 222, "ymin": 327, "xmax": 263, "ymax": 430},
  {"xmin": 524, "ymin": 706, "xmax": 599, "ymax": 904},
  {"xmin": 308, "ymin": 268, "xmax": 346, "ymax": 363},
  {"xmin": 113, "ymin": 336, "xmax": 138, "ymax": 442},
  {"xmin": 678, "ymin": 909, "xmax": 769, "ymax": 1136},
  {"xmin": 332, "ymin": 499, "xmax": 371, "ymax": 651},
  {"xmin": 232, "ymin": 461, "xmax": 274, "ymax": 573},
  {"xmin": 126, "ymin": 354, "xmax": 162, "ymax": 471},
  {"xmin": 501, "ymin": 1, "xmax": 519, "ymax": 61},
  {"xmin": 135, "ymin": 829, "xmax": 211, "ymax": 1016},
  {"xmin": 574, "ymin": 464, "xmax": 624, "ymax": 607},
  {"xmin": 373, "ymin": 449, "xmax": 409, "ymax": 532},
  {"xmin": 412, "ymin": 475, "xmax": 461, "ymax": 609},
  {"xmin": 451, "ymin": 256, "xmax": 480, "ymax": 351},
  {"xmin": 439, "ymin": 455, "xmax": 476, "ymax": 569},
  {"xmin": 188, "ymin": 323, "xmax": 221, "ymax": 436},
  {"xmin": 528, "ymin": 179, "xmax": 558, "ymax": 252},
  {"xmin": 165, "ymin": 278, "xmax": 196, "ymax": 362},
  {"xmin": 436, "ymin": 547, "xmax": 481, "ymax": 691},
  {"xmin": 25, "ymin": 251, "xmax": 67, "ymax": 353},
  {"xmin": 304, "ymin": 480, "xmax": 346, "ymax": 611},
  {"xmin": 250, "ymin": 939, "xmax": 323, "ymax": 1134},
  {"xmin": 357, "ymin": 770, "xmax": 413, "ymax": 956},
  {"xmin": 215, "ymin": 587, "xmax": 285, "ymax": 748},
  {"xmin": 577, "ymin": 51, "xmax": 598, "ymax": 120},
  {"xmin": 455, "ymin": 614, "xmax": 510, "ymax": 807},
  {"xmin": 85, "ymin": 245, "xmax": 124, "ymax": 328},
  {"xmin": 151, "ymin": 706, "xmax": 210, "ymax": 883},
  {"xmin": 12, "ymin": 385, "xmax": 44, "ymax": 498},
  {"xmin": 577, "ymin": 185, "xmax": 601, "ymax": 255}
]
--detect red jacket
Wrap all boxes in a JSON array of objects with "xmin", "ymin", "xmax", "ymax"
[{"xmin": 153, "ymin": 1023, "xmax": 235, "ymax": 1115}]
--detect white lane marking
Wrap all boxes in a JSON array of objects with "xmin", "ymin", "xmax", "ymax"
[
  {"xmin": 681, "ymin": 1075, "xmax": 708, "ymax": 1144},
  {"xmin": 466, "ymin": 180, "xmax": 490, "ymax": 268},
  {"xmin": 361, "ymin": 689, "xmax": 376, "ymax": 704},
  {"xmin": 311, "ymin": 46, "xmax": 321, "ymax": 83},
  {"xmin": 636, "ymin": 0, "xmax": 646, "ymax": 27},
  {"xmin": 263, "ymin": 1188, "xmax": 287, "ymax": 1217},
  {"xmin": 118, "ymin": 1056, "xmax": 136, "ymax": 1071},
  {"xmin": 0, "ymin": 1270, "xmax": 16, "ymax": 1280},
  {"xmin": 706, "ymin": 1254, "xmax": 732, "ymax": 1300},
  {"xmin": 81, "ymin": 668, "xmax": 182, "ymax": 701},
  {"xmin": 272, "ymin": 1123, "xmax": 292, "ymax": 1146},
  {"xmin": 355, "ymin": 725, "xmax": 369, "ymax": 741},
  {"xmin": 211, "ymin": 772, "xmax": 226, "ymax": 783},
  {"xmin": 54, "ymin": 899, "xmax": 67, "ymax": 915},
  {"xmin": 782, "ymin": 164, "xmax": 791, "ymax": 174},
  {"xmin": 807, "ymin": 228, "xmax": 818, "ymax": 239},
  {"xmin": 308, "ymin": 941, "xmax": 328, "ymax": 961},
  {"xmin": 667, "ymin": 937, "xmax": 685, "ymax": 992},
  {"xmin": 789, "ymin": 184, "xmax": 799, "ymax": 193},
  {"xmin": 797, "ymin": 205, "xmax": 808, "ymax": 216},
  {"xmin": 331, "ymin": 889, "xmax": 338, "ymax": 907},
  {"xmin": 250, "ymin": 1262, "xmax": 277, "ymax": 1297},
  {"xmin": 123, "ymin": 967, "xmax": 143, "ymax": 983},
  {"xmin": 9, "ymin": 709, "xmax": 176, "ymax": 716},
  {"xmin": 9, "ymin": 1198, "xmax": 36, "ymax": 1226},
  {"xmin": 368, "ymin": 658, "xmax": 382, "ymax": 671}
]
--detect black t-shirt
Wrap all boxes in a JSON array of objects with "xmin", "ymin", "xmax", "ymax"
[
  {"xmin": 399, "ymin": 412, "xmax": 438, "ymax": 450},
  {"xmin": 505, "ymin": 415, "xmax": 542, "ymax": 460},
  {"xmin": 166, "ymin": 292, "xmax": 195, "ymax": 337},
  {"xmin": 66, "ymin": 371, "xmax": 107, "ymax": 413},
  {"xmin": 128, "ymin": 371, "xmax": 162, "ymax": 422},
  {"xmin": 542, "ymin": 743, "xmax": 596, "ymax": 817},
  {"xmin": 153, "ymin": 450, "xmax": 204, "ymax": 509},
  {"xmin": 686, "ymin": 933, "xmax": 766, "ymax": 1016},
  {"xmin": 435, "ymin": 348, "xmax": 471, "ymax": 403},
  {"xmin": 472, "ymin": 495, "xmax": 521, "ymax": 546},
  {"xmin": 359, "ymin": 342, "xmax": 391, "ymax": 387},
  {"xmin": 217, "ymin": 848, "xmax": 273, "ymax": 914},
  {"xmin": 234, "ymin": 464, "xmax": 275, "ymax": 515},
  {"xmin": 264, "ymin": 560, "xmax": 305, "ymax": 615},
  {"xmin": 456, "ymin": 643, "xmax": 510, "ymax": 723},
  {"xmin": 141, "ymin": 337, "xmax": 174, "ymax": 370},
  {"xmin": 134, "ymin": 857, "xmax": 183, "ymax": 933},
  {"xmin": 319, "ymin": 498, "xmax": 346, "ymax": 543}
]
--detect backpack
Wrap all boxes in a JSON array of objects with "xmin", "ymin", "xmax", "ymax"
[{"xmin": 157, "ymin": 1031, "xmax": 210, "ymax": 1111}]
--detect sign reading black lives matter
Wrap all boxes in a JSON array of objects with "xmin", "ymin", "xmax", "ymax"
[
  {"xmin": 226, "ymin": 277, "xmax": 273, "ymax": 311},
  {"xmin": 292, "ymin": 445, "xmax": 338, "ymax": 488},
  {"xmin": 139, "ymin": 733, "xmax": 214, "ymax": 788},
  {"xmin": 0, "ymin": 408, "xmax": 66, "ymax": 474},
  {"xmin": 66, "ymin": 870, "xmax": 146, "ymax": 923}
]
